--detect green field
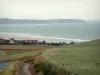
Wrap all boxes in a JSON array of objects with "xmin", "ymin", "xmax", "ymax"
[
  {"xmin": 42, "ymin": 39, "xmax": 100, "ymax": 75},
  {"xmin": 0, "ymin": 50, "xmax": 43, "ymax": 61},
  {"xmin": 5, "ymin": 50, "xmax": 33, "ymax": 55},
  {"xmin": 0, "ymin": 39, "xmax": 100, "ymax": 75}
]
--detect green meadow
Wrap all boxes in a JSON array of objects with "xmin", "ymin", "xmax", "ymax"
[
  {"xmin": 0, "ymin": 50, "xmax": 43, "ymax": 61},
  {"xmin": 42, "ymin": 39, "xmax": 100, "ymax": 75}
]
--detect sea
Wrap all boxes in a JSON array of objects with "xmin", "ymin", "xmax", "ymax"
[{"xmin": 0, "ymin": 21, "xmax": 100, "ymax": 42}]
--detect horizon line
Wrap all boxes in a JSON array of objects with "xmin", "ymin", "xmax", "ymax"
[{"xmin": 0, "ymin": 18, "xmax": 99, "ymax": 21}]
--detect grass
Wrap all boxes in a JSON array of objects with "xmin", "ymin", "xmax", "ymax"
[
  {"xmin": 4, "ymin": 50, "xmax": 33, "ymax": 55},
  {"xmin": 0, "ymin": 50, "xmax": 44, "ymax": 75},
  {"xmin": 0, "ymin": 45, "xmax": 52, "ymax": 61},
  {"xmin": 0, "ymin": 45, "xmax": 54, "ymax": 50},
  {"xmin": 0, "ymin": 45, "xmax": 54, "ymax": 75},
  {"xmin": 42, "ymin": 39, "xmax": 100, "ymax": 75},
  {"xmin": 0, "ymin": 45, "xmax": 54, "ymax": 61},
  {"xmin": 0, "ymin": 50, "xmax": 43, "ymax": 62},
  {"xmin": 35, "ymin": 61, "xmax": 71, "ymax": 75},
  {"xmin": 1, "ymin": 39, "xmax": 100, "ymax": 75}
]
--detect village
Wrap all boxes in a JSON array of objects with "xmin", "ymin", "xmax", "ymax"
[{"xmin": 0, "ymin": 38, "xmax": 75, "ymax": 46}]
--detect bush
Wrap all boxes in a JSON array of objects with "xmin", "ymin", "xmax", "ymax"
[{"xmin": 34, "ymin": 61, "xmax": 73, "ymax": 75}]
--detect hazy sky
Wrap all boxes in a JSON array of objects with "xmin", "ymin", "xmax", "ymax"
[{"xmin": 0, "ymin": 0, "xmax": 100, "ymax": 20}]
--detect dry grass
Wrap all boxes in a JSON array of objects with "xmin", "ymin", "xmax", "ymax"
[{"xmin": 0, "ymin": 45, "xmax": 53, "ymax": 50}]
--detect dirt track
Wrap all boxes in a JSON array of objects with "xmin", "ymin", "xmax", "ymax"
[{"xmin": 15, "ymin": 53, "xmax": 42, "ymax": 75}]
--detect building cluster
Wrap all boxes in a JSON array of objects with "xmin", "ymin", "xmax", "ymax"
[{"xmin": 0, "ymin": 38, "xmax": 75, "ymax": 46}]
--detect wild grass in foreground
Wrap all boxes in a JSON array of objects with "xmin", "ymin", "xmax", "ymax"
[
  {"xmin": 41, "ymin": 39, "xmax": 100, "ymax": 75},
  {"xmin": 35, "ymin": 61, "xmax": 76, "ymax": 75}
]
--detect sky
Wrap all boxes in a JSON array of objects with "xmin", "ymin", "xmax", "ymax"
[{"xmin": 0, "ymin": 0, "xmax": 100, "ymax": 20}]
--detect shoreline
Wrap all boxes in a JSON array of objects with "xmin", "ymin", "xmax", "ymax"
[{"xmin": 0, "ymin": 32, "xmax": 89, "ymax": 43}]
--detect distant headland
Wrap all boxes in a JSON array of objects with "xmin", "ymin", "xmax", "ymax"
[{"xmin": 0, "ymin": 18, "xmax": 86, "ymax": 24}]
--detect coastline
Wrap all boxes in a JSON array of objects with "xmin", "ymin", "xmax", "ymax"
[{"xmin": 0, "ymin": 32, "xmax": 89, "ymax": 43}]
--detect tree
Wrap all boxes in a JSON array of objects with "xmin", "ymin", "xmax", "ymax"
[
  {"xmin": 42, "ymin": 40, "xmax": 46, "ymax": 44},
  {"xmin": 69, "ymin": 42, "xmax": 75, "ymax": 44}
]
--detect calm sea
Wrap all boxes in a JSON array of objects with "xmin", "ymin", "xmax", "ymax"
[{"xmin": 0, "ymin": 22, "xmax": 100, "ymax": 41}]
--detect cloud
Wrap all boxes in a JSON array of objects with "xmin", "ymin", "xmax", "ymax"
[{"xmin": 0, "ymin": 0, "xmax": 100, "ymax": 20}]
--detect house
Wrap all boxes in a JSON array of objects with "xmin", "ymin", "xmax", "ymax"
[{"xmin": 9, "ymin": 38, "xmax": 15, "ymax": 44}]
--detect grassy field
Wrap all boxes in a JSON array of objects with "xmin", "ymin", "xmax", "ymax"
[
  {"xmin": 42, "ymin": 39, "xmax": 100, "ymax": 75},
  {"xmin": 0, "ymin": 50, "xmax": 43, "ymax": 75},
  {"xmin": 0, "ymin": 45, "xmax": 54, "ymax": 61},
  {"xmin": 0, "ymin": 39, "xmax": 100, "ymax": 75},
  {"xmin": 4, "ymin": 50, "xmax": 33, "ymax": 55},
  {"xmin": 0, "ymin": 47, "xmax": 46, "ymax": 75},
  {"xmin": 0, "ymin": 45, "xmax": 53, "ymax": 50},
  {"xmin": 0, "ymin": 50, "xmax": 44, "ymax": 62}
]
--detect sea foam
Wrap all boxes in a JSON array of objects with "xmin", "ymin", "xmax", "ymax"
[{"xmin": 0, "ymin": 32, "xmax": 89, "ymax": 43}]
